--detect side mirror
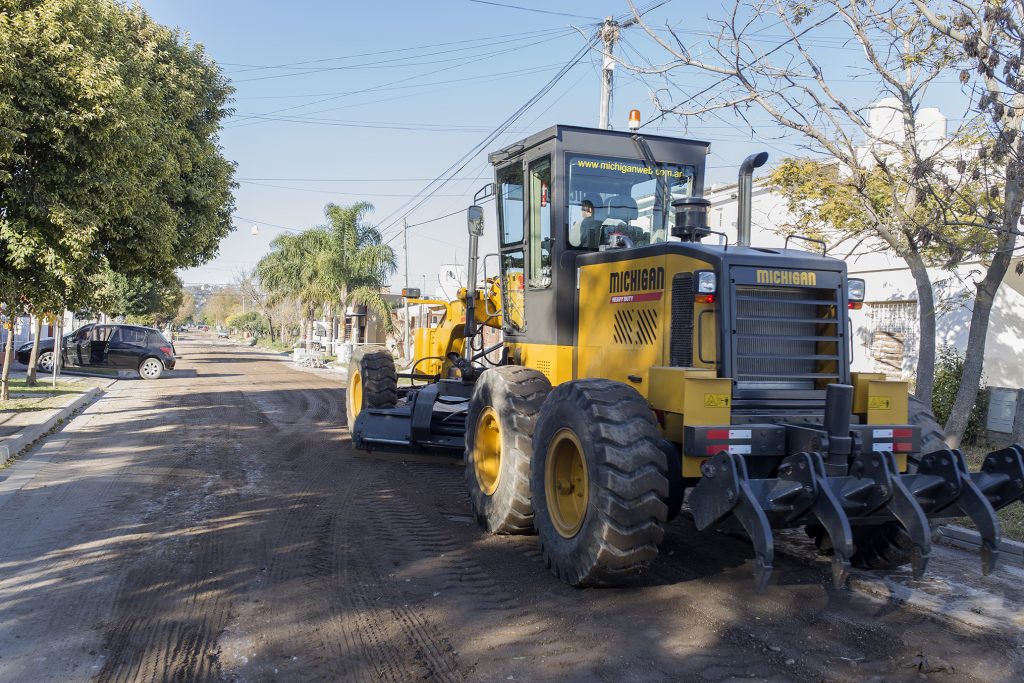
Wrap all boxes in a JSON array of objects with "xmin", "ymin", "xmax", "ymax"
[{"xmin": 467, "ymin": 205, "xmax": 485, "ymax": 236}]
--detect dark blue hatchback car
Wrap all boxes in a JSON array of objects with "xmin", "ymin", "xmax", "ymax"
[{"xmin": 16, "ymin": 323, "xmax": 176, "ymax": 379}]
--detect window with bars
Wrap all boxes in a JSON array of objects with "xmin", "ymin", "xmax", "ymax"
[{"xmin": 866, "ymin": 300, "xmax": 917, "ymax": 378}]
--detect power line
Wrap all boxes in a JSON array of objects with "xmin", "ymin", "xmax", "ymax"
[
  {"xmin": 221, "ymin": 27, "xmax": 566, "ymax": 73},
  {"xmin": 376, "ymin": 35, "xmax": 599, "ymax": 241},
  {"xmin": 467, "ymin": 0, "xmax": 601, "ymax": 21},
  {"xmin": 226, "ymin": 32, "xmax": 573, "ymax": 128}
]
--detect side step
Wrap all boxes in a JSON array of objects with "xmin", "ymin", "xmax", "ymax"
[{"xmin": 689, "ymin": 445, "xmax": 1024, "ymax": 591}]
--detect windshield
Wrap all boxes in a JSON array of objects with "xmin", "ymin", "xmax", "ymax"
[{"xmin": 566, "ymin": 154, "xmax": 695, "ymax": 249}]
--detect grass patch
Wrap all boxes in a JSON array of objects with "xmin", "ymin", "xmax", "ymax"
[
  {"xmin": 5, "ymin": 378, "xmax": 80, "ymax": 395},
  {"xmin": 955, "ymin": 446, "xmax": 1024, "ymax": 543}
]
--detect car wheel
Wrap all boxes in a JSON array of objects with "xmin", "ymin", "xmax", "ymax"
[
  {"xmin": 37, "ymin": 351, "xmax": 55, "ymax": 373},
  {"xmin": 139, "ymin": 357, "xmax": 164, "ymax": 380}
]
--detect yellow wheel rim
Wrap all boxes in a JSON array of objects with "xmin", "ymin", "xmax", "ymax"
[
  {"xmin": 474, "ymin": 407, "xmax": 502, "ymax": 495},
  {"xmin": 546, "ymin": 428, "xmax": 589, "ymax": 538},
  {"xmin": 349, "ymin": 370, "xmax": 363, "ymax": 419}
]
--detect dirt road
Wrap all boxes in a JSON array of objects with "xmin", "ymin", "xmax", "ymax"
[{"xmin": 0, "ymin": 338, "xmax": 1020, "ymax": 682}]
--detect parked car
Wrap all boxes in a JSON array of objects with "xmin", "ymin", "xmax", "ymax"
[{"xmin": 15, "ymin": 323, "xmax": 176, "ymax": 380}]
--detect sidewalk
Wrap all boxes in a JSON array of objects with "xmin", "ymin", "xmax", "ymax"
[{"xmin": 0, "ymin": 371, "xmax": 114, "ymax": 465}]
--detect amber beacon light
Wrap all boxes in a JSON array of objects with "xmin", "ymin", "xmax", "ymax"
[{"xmin": 628, "ymin": 109, "xmax": 641, "ymax": 131}]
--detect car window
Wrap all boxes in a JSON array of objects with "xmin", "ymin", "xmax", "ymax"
[
  {"xmin": 91, "ymin": 326, "xmax": 115, "ymax": 342},
  {"xmin": 74, "ymin": 326, "xmax": 92, "ymax": 341},
  {"xmin": 106, "ymin": 328, "xmax": 122, "ymax": 344},
  {"xmin": 121, "ymin": 327, "xmax": 147, "ymax": 345},
  {"xmin": 147, "ymin": 330, "xmax": 169, "ymax": 346}
]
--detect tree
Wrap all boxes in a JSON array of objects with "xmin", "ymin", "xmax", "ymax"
[
  {"xmin": 912, "ymin": 1, "xmax": 1024, "ymax": 446},
  {"xmin": 226, "ymin": 311, "xmax": 270, "ymax": 338},
  {"xmin": 175, "ymin": 292, "xmax": 196, "ymax": 326},
  {"xmin": 322, "ymin": 202, "xmax": 398, "ymax": 342},
  {"xmin": 202, "ymin": 287, "xmax": 243, "ymax": 327},
  {"xmin": 0, "ymin": 0, "xmax": 235, "ymax": 399},
  {"xmin": 256, "ymin": 230, "xmax": 334, "ymax": 350},
  {"xmin": 620, "ymin": 0, "xmax": 995, "ymax": 406}
]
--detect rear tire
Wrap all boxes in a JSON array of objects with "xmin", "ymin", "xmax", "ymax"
[
  {"xmin": 37, "ymin": 351, "xmax": 54, "ymax": 373},
  {"xmin": 139, "ymin": 357, "xmax": 164, "ymax": 380},
  {"xmin": 465, "ymin": 366, "xmax": 551, "ymax": 534},
  {"xmin": 531, "ymin": 380, "xmax": 668, "ymax": 587},
  {"xmin": 346, "ymin": 346, "xmax": 398, "ymax": 428}
]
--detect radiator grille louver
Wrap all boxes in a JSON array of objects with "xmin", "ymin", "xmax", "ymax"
[
  {"xmin": 733, "ymin": 285, "xmax": 840, "ymax": 391},
  {"xmin": 670, "ymin": 274, "xmax": 694, "ymax": 366}
]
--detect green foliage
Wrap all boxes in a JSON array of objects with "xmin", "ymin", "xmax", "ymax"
[
  {"xmin": 769, "ymin": 157, "xmax": 996, "ymax": 268},
  {"xmin": 932, "ymin": 345, "xmax": 989, "ymax": 445},
  {"xmin": 94, "ymin": 271, "xmax": 184, "ymax": 325},
  {"xmin": 256, "ymin": 202, "xmax": 398, "ymax": 340},
  {"xmin": 227, "ymin": 311, "xmax": 269, "ymax": 337},
  {"xmin": 0, "ymin": 0, "xmax": 235, "ymax": 312}
]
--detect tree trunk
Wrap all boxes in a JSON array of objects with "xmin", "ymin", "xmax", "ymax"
[
  {"xmin": 26, "ymin": 316, "xmax": 43, "ymax": 386},
  {"xmin": 943, "ymin": 174, "xmax": 1023, "ymax": 446},
  {"xmin": 1, "ymin": 321, "xmax": 14, "ymax": 401},
  {"xmin": 904, "ymin": 250, "xmax": 937, "ymax": 406},
  {"xmin": 52, "ymin": 317, "xmax": 63, "ymax": 388},
  {"xmin": 304, "ymin": 307, "xmax": 314, "ymax": 352}
]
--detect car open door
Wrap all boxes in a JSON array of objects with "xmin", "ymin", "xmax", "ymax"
[{"xmin": 69, "ymin": 325, "xmax": 92, "ymax": 366}]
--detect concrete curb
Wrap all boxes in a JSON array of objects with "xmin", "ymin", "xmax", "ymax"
[
  {"xmin": 0, "ymin": 386, "xmax": 102, "ymax": 465},
  {"xmin": 936, "ymin": 524, "xmax": 1024, "ymax": 567}
]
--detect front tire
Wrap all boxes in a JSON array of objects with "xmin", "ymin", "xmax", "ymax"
[
  {"xmin": 139, "ymin": 357, "xmax": 164, "ymax": 380},
  {"xmin": 37, "ymin": 351, "xmax": 55, "ymax": 373},
  {"xmin": 346, "ymin": 346, "xmax": 398, "ymax": 428},
  {"xmin": 465, "ymin": 366, "xmax": 551, "ymax": 534},
  {"xmin": 531, "ymin": 380, "xmax": 668, "ymax": 587}
]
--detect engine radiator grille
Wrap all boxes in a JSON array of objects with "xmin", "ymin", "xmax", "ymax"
[
  {"xmin": 670, "ymin": 273, "xmax": 694, "ymax": 366},
  {"xmin": 732, "ymin": 284, "xmax": 841, "ymax": 391}
]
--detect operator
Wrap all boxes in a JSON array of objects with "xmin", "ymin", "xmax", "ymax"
[{"xmin": 574, "ymin": 199, "xmax": 603, "ymax": 249}]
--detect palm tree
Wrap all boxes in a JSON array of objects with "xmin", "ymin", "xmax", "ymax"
[
  {"xmin": 256, "ymin": 229, "xmax": 335, "ymax": 351},
  {"xmin": 322, "ymin": 202, "xmax": 397, "ymax": 343}
]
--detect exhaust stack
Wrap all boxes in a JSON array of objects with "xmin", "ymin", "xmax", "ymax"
[{"xmin": 737, "ymin": 152, "xmax": 769, "ymax": 246}]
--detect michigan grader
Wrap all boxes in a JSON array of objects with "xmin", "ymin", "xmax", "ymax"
[{"xmin": 346, "ymin": 122, "xmax": 1024, "ymax": 591}]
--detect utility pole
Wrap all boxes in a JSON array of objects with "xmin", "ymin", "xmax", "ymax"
[
  {"xmin": 403, "ymin": 217, "xmax": 410, "ymax": 358},
  {"xmin": 598, "ymin": 16, "xmax": 620, "ymax": 130}
]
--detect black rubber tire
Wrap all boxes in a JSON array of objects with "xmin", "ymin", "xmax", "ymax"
[
  {"xmin": 661, "ymin": 440, "xmax": 685, "ymax": 523},
  {"xmin": 811, "ymin": 393, "xmax": 947, "ymax": 570},
  {"xmin": 138, "ymin": 356, "xmax": 164, "ymax": 380},
  {"xmin": 346, "ymin": 346, "xmax": 398, "ymax": 428},
  {"xmin": 531, "ymin": 379, "xmax": 668, "ymax": 587},
  {"xmin": 37, "ymin": 351, "xmax": 54, "ymax": 373},
  {"xmin": 465, "ymin": 366, "xmax": 551, "ymax": 535}
]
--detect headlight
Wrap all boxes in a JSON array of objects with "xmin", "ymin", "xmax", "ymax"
[
  {"xmin": 696, "ymin": 271, "xmax": 717, "ymax": 294},
  {"xmin": 848, "ymin": 278, "xmax": 866, "ymax": 302},
  {"xmin": 16, "ymin": 343, "xmax": 31, "ymax": 353}
]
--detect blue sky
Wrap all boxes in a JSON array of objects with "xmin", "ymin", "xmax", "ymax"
[{"xmin": 138, "ymin": 1, "xmax": 970, "ymax": 289}]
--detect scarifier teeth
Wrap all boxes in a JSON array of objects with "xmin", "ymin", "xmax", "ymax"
[
  {"xmin": 753, "ymin": 557, "xmax": 773, "ymax": 594},
  {"xmin": 910, "ymin": 545, "xmax": 928, "ymax": 579},
  {"xmin": 981, "ymin": 540, "xmax": 997, "ymax": 576},
  {"xmin": 830, "ymin": 555, "xmax": 850, "ymax": 589}
]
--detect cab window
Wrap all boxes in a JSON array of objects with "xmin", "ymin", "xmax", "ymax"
[
  {"xmin": 528, "ymin": 156, "xmax": 551, "ymax": 289},
  {"xmin": 566, "ymin": 154, "xmax": 695, "ymax": 249},
  {"xmin": 497, "ymin": 165, "xmax": 524, "ymax": 246}
]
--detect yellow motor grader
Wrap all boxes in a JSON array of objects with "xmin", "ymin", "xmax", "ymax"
[{"xmin": 347, "ymin": 123, "xmax": 1024, "ymax": 590}]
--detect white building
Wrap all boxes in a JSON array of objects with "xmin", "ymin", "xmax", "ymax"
[{"xmin": 703, "ymin": 103, "xmax": 1024, "ymax": 389}]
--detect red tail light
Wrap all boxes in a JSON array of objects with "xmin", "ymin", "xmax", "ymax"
[{"xmin": 159, "ymin": 346, "xmax": 173, "ymax": 355}]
